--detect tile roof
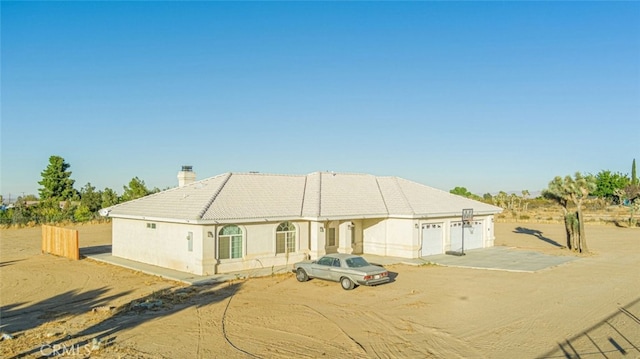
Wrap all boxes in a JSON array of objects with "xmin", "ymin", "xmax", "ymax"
[{"xmin": 104, "ymin": 171, "xmax": 502, "ymax": 223}]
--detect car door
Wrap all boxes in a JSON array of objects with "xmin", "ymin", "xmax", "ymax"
[
  {"xmin": 310, "ymin": 256, "xmax": 333, "ymax": 280},
  {"xmin": 329, "ymin": 258, "xmax": 344, "ymax": 281}
]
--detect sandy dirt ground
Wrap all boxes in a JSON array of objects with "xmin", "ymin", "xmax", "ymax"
[{"xmin": 1, "ymin": 222, "xmax": 639, "ymax": 358}]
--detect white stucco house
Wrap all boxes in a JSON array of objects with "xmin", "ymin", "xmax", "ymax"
[{"xmin": 101, "ymin": 168, "xmax": 502, "ymax": 275}]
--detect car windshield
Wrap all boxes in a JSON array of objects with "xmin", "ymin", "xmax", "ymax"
[{"xmin": 345, "ymin": 257, "xmax": 370, "ymax": 268}]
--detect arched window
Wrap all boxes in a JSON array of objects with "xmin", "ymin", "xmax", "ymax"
[
  {"xmin": 276, "ymin": 222, "xmax": 296, "ymax": 254},
  {"xmin": 219, "ymin": 225, "xmax": 243, "ymax": 259}
]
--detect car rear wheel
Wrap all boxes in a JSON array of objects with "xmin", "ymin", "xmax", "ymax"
[
  {"xmin": 340, "ymin": 277, "xmax": 355, "ymax": 290},
  {"xmin": 296, "ymin": 268, "xmax": 309, "ymax": 282}
]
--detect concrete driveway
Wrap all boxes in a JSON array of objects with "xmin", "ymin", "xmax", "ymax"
[{"xmin": 420, "ymin": 246, "xmax": 578, "ymax": 272}]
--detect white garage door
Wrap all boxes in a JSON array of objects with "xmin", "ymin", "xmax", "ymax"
[
  {"xmin": 421, "ymin": 223, "xmax": 444, "ymax": 256},
  {"xmin": 450, "ymin": 221, "xmax": 483, "ymax": 253}
]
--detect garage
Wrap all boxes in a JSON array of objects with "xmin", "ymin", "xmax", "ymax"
[
  {"xmin": 420, "ymin": 223, "xmax": 444, "ymax": 256},
  {"xmin": 450, "ymin": 221, "xmax": 484, "ymax": 253}
]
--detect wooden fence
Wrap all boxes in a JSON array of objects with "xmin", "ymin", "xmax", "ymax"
[{"xmin": 42, "ymin": 225, "xmax": 79, "ymax": 260}]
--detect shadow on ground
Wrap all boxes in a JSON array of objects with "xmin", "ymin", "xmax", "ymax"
[
  {"xmin": 79, "ymin": 244, "xmax": 112, "ymax": 256},
  {"xmin": 0, "ymin": 259, "xmax": 24, "ymax": 267},
  {"xmin": 5, "ymin": 282, "xmax": 242, "ymax": 359},
  {"xmin": 537, "ymin": 297, "xmax": 640, "ymax": 358},
  {"xmin": 1, "ymin": 287, "xmax": 133, "ymax": 334},
  {"xmin": 514, "ymin": 227, "xmax": 565, "ymax": 248}
]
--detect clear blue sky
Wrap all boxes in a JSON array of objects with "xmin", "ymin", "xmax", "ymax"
[{"xmin": 2, "ymin": 1, "xmax": 639, "ymax": 199}]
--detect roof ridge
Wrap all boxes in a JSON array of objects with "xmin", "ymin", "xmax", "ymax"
[
  {"xmin": 318, "ymin": 172, "xmax": 323, "ymax": 217},
  {"xmin": 300, "ymin": 175, "xmax": 308, "ymax": 217},
  {"xmin": 392, "ymin": 176, "xmax": 416, "ymax": 215},
  {"xmin": 231, "ymin": 172, "xmax": 303, "ymax": 178},
  {"xmin": 375, "ymin": 177, "xmax": 390, "ymax": 215},
  {"xmin": 197, "ymin": 172, "xmax": 232, "ymax": 219}
]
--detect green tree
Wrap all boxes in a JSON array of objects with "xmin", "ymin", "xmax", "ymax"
[
  {"xmin": 121, "ymin": 177, "xmax": 151, "ymax": 202},
  {"xmin": 101, "ymin": 187, "xmax": 119, "ymax": 208},
  {"xmin": 79, "ymin": 182, "xmax": 102, "ymax": 214},
  {"xmin": 74, "ymin": 205, "xmax": 93, "ymax": 222},
  {"xmin": 38, "ymin": 155, "xmax": 79, "ymax": 201},
  {"xmin": 592, "ymin": 170, "xmax": 630, "ymax": 203},
  {"xmin": 21, "ymin": 194, "xmax": 39, "ymax": 201},
  {"xmin": 450, "ymin": 186, "xmax": 473, "ymax": 198},
  {"xmin": 11, "ymin": 202, "xmax": 33, "ymax": 226},
  {"xmin": 623, "ymin": 158, "xmax": 640, "ymax": 224}
]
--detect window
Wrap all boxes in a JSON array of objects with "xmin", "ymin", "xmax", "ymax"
[
  {"xmin": 346, "ymin": 257, "xmax": 370, "ymax": 268},
  {"xmin": 276, "ymin": 222, "xmax": 296, "ymax": 254},
  {"xmin": 187, "ymin": 232, "xmax": 193, "ymax": 252},
  {"xmin": 327, "ymin": 228, "xmax": 336, "ymax": 246},
  {"xmin": 317, "ymin": 257, "xmax": 333, "ymax": 266},
  {"xmin": 218, "ymin": 225, "xmax": 243, "ymax": 259},
  {"xmin": 146, "ymin": 223, "xmax": 156, "ymax": 229},
  {"xmin": 332, "ymin": 258, "xmax": 341, "ymax": 267}
]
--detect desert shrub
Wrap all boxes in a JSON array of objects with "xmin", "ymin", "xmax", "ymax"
[
  {"xmin": 519, "ymin": 215, "xmax": 530, "ymax": 220},
  {"xmin": 584, "ymin": 198, "xmax": 608, "ymax": 211},
  {"xmin": 526, "ymin": 198, "xmax": 552, "ymax": 210}
]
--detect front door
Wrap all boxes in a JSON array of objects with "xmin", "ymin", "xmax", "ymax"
[{"xmin": 325, "ymin": 223, "xmax": 339, "ymax": 254}]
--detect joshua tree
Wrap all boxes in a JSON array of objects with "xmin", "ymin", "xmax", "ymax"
[
  {"xmin": 543, "ymin": 177, "xmax": 573, "ymax": 249},
  {"xmin": 542, "ymin": 173, "xmax": 596, "ymax": 253},
  {"xmin": 567, "ymin": 173, "xmax": 597, "ymax": 252},
  {"xmin": 521, "ymin": 190, "xmax": 530, "ymax": 212}
]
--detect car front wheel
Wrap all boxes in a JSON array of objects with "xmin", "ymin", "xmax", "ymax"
[
  {"xmin": 340, "ymin": 277, "xmax": 355, "ymax": 290},
  {"xmin": 296, "ymin": 268, "xmax": 309, "ymax": 282}
]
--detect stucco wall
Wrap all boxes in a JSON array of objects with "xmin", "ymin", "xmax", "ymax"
[
  {"xmin": 112, "ymin": 215, "xmax": 497, "ymax": 275},
  {"xmin": 362, "ymin": 218, "xmax": 387, "ymax": 255},
  {"xmin": 383, "ymin": 218, "xmax": 417, "ymax": 257},
  {"xmin": 113, "ymin": 219, "xmax": 311, "ymax": 275},
  {"xmin": 214, "ymin": 220, "xmax": 308, "ymax": 274},
  {"xmin": 112, "ymin": 218, "xmax": 204, "ymax": 274},
  {"xmin": 361, "ymin": 218, "xmax": 416, "ymax": 258}
]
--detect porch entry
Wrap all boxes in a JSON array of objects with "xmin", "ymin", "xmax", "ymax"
[
  {"xmin": 325, "ymin": 221, "xmax": 339, "ymax": 254},
  {"xmin": 324, "ymin": 221, "xmax": 361, "ymax": 254}
]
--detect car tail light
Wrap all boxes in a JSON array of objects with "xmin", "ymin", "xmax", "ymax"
[
  {"xmin": 363, "ymin": 275, "xmax": 373, "ymax": 280},
  {"xmin": 381, "ymin": 272, "xmax": 388, "ymax": 277}
]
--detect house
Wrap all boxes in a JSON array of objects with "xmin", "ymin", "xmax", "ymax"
[{"xmin": 101, "ymin": 168, "xmax": 503, "ymax": 275}]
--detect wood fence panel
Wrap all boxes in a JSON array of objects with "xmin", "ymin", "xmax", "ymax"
[{"xmin": 41, "ymin": 225, "xmax": 79, "ymax": 260}]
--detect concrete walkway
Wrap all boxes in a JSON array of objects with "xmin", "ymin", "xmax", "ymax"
[
  {"xmin": 85, "ymin": 252, "xmax": 294, "ymax": 285},
  {"xmin": 83, "ymin": 246, "xmax": 577, "ymax": 286},
  {"xmin": 83, "ymin": 251, "xmax": 428, "ymax": 286},
  {"xmin": 420, "ymin": 246, "xmax": 578, "ymax": 273}
]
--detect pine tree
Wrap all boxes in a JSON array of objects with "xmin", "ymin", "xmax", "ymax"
[{"xmin": 38, "ymin": 156, "xmax": 78, "ymax": 201}]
